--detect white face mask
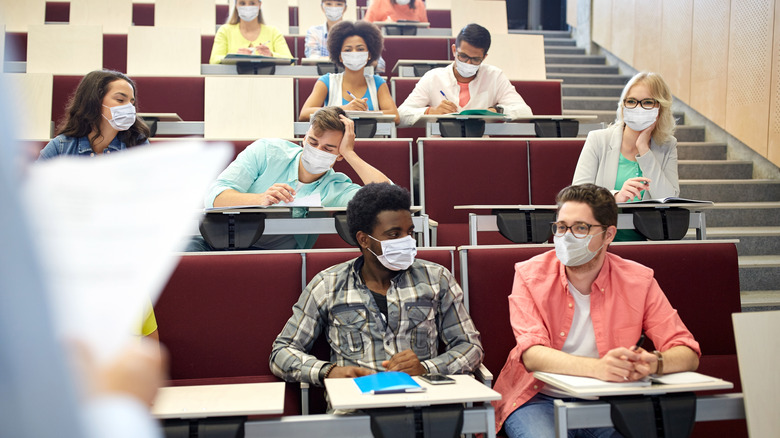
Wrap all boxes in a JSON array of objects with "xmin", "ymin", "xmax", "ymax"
[
  {"xmin": 554, "ymin": 230, "xmax": 605, "ymax": 267},
  {"xmin": 455, "ymin": 58, "xmax": 480, "ymax": 78},
  {"xmin": 300, "ymin": 140, "xmax": 338, "ymax": 174},
  {"xmin": 102, "ymin": 103, "xmax": 136, "ymax": 131},
  {"xmin": 324, "ymin": 5, "xmax": 344, "ymax": 21},
  {"xmin": 341, "ymin": 51, "xmax": 369, "ymax": 71},
  {"xmin": 395, "ymin": 0, "xmax": 411, "ymax": 5},
  {"xmin": 623, "ymin": 106, "xmax": 658, "ymax": 132},
  {"xmin": 237, "ymin": 5, "xmax": 260, "ymax": 22},
  {"xmin": 367, "ymin": 234, "xmax": 417, "ymax": 271}
]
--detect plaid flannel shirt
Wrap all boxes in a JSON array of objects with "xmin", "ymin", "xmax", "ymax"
[{"xmin": 270, "ymin": 256, "xmax": 484, "ymax": 385}]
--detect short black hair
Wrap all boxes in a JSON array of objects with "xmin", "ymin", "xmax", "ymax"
[
  {"xmin": 327, "ymin": 20, "xmax": 384, "ymax": 68},
  {"xmin": 347, "ymin": 183, "xmax": 411, "ymax": 241},
  {"xmin": 455, "ymin": 23, "xmax": 491, "ymax": 54}
]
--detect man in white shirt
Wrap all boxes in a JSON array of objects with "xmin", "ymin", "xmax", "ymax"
[{"xmin": 398, "ymin": 23, "xmax": 533, "ymax": 127}]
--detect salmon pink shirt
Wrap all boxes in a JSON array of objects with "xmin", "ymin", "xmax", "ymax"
[{"xmin": 492, "ymin": 250, "xmax": 701, "ymax": 432}]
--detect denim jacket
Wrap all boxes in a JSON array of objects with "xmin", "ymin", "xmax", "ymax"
[{"xmin": 38, "ymin": 134, "xmax": 147, "ymax": 160}]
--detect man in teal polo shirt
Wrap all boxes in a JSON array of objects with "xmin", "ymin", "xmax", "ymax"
[{"xmin": 191, "ymin": 106, "xmax": 390, "ymax": 250}]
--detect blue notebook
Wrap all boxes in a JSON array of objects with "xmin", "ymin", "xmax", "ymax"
[{"xmin": 353, "ymin": 372, "xmax": 426, "ymax": 394}]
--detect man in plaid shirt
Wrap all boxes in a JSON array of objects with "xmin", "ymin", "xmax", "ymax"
[{"xmin": 270, "ymin": 183, "xmax": 483, "ymax": 385}]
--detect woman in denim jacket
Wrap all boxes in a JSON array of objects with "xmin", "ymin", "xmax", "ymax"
[{"xmin": 39, "ymin": 70, "xmax": 150, "ymax": 160}]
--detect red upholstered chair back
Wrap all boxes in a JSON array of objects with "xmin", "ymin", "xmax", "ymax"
[
  {"xmin": 133, "ymin": 3, "xmax": 154, "ymax": 26},
  {"xmin": 45, "ymin": 1, "xmax": 70, "ymax": 22},
  {"xmin": 155, "ymin": 252, "xmax": 303, "ymax": 380},
  {"xmin": 427, "ymin": 9, "xmax": 452, "ymax": 28},
  {"xmin": 201, "ymin": 35, "xmax": 214, "ymax": 64},
  {"xmin": 460, "ymin": 245, "xmax": 549, "ymax": 377},
  {"xmin": 103, "ymin": 34, "xmax": 128, "ymax": 73},
  {"xmin": 382, "ymin": 37, "xmax": 451, "ymax": 78},
  {"xmin": 391, "ymin": 77, "xmax": 418, "ymax": 107},
  {"xmin": 511, "ymin": 80, "xmax": 563, "ymax": 115},
  {"xmin": 333, "ymin": 139, "xmax": 413, "ymax": 194},
  {"xmin": 296, "ymin": 77, "xmax": 319, "ymax": 120},
  {"xmin": 528, "ymin": 139, "xmax": 585, "ymax": 204}
]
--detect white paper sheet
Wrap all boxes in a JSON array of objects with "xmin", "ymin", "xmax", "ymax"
[{"xmin": 23, "ymin": 141, "xmax": 231, "ymax": 363}]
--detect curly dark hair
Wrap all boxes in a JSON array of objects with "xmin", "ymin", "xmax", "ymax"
[
  {"xmin": 327, "ymin": 20, "xmax": 384, "ymax": 68},
  {"xmin": 57, "ymin": 69, "xmax": 150, "ymax": 147},
  {"xmin": 347, "ymin": 183, "xmax": 411, "ymax": 242},
  {"xmin": 555, "ymin": 184, "xmax": 618, "ymax": 228}
]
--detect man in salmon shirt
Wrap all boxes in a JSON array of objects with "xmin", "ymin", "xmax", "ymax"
[{"xmin": 493, "ymin": 184, "xmax": 701, "ymax": 437}]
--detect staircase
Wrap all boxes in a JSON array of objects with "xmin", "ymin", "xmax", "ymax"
[{"xmin": 519, "ymin": 30, "xmax": 780, "ymax": 311}]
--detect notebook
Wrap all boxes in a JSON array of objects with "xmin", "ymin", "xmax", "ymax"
[{"xmin": 353, "ymin": 372, "xmax": 426, "ymax": 394}]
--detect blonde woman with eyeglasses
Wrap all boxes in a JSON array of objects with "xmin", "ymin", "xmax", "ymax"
[{"xmin": 572, "ymin": 72, "xmax": 679, "ymax": 204}]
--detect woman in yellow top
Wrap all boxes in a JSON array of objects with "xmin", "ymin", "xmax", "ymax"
[{"xmin": 209, "ymin": 0, "xmax": 293, "ymax": 64}]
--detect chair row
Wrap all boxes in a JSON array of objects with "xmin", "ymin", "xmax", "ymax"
[
  {"xmin": 19, "ymin": 74, "xmax": 560, "ymax": 140},
  {"xmin": 155, "ymin": 241, "xmax": 746, "ymax": 436}
]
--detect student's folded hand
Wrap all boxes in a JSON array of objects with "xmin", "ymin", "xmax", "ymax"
[
  {"xmin": 261, "ymin": 183, "xmax": 296, "ymax": 205},
  {"xmin": 344, "ymin": 98, "xmax": 368, "ymax": 111},
  {"xmin": 382, "ymin": 349, "xmax": 425, "ymax": 376}
]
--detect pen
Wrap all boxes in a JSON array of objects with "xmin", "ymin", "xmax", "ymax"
[
  {"xmin": 346, "ymin": 91, "xmax": 357, "ymax": 101},
  {"xmin": 439, "ymin": 90, "xmax": 449, "ymax": 101},
  {"xmin": 633, "ymin": 332, "xmax": 646, "ymax": 351}
]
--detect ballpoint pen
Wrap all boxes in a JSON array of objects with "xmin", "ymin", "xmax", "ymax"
[
  {"xmin": 439, "ymin": 90, "xmax": 449, "ymax": 101},
  {"xmin": 633, "ymin": 332, "xmax": 646, "ymax": 351}
]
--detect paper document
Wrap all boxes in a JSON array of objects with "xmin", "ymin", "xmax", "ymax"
[
  {"xmin": 621, "ymin": 197, "xmax": 713, "ymax": 205},
  {"xmin": 650, "ymin": 372, "xmax": 722, "ymax": 385},
  {"xmin": 24, "ymin": 141, "xmax": 231, "ymax": 363},
  {"xmin": 535, "ymin": 372, "xmax": 651, "ymax": 391},
  {"xmin": 276, "ymin": 193, "xmax": 322, "ymax": 207}
]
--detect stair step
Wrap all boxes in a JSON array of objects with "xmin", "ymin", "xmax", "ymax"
[
  {"xmin": 546, "ymin": 64, "xmax": 620, "ymax": 75},
  {"xmin": 678, "ymin": 160, "xmax": 754, "ymax": 180},
  {"xmin": 546, "ymin": 54, "xmax": 606, "ymax": 65},
  {"xmin": 547, "ymin": 73, "xmax": 633, "ymax": 85},
  {"xmin": 738, "ymin": 255, "xmax": 780, "ymax": 291},
  {"xmin": 510, "ymin": 29, "xmax": 572, "ymax": 39},
  {"xmin": 562, "ymin": 84, "xmax": 624, "ymax": 97},
  {"xmin": 674, "ymin": 126, "xmax": 706, "ymax": 142},
  {"xmin": 704, "ymin": 227, "xmax": 780, "ymax": 256},
  {"xmin": 543, "ymin": 37, "xmax": 577, "ymax": 47},
  {"xmin": 741, "ymin": 290, "xmax": 780, "ymax": 311},
  {"xmin": 705, "ymin": 202, "xmax": 780, "ymax": 227},
  {"xmin": 562, "ymin": 96, "xmax": 617, "ymax": 110},
  {"xmin": 545, "ymin": 46, "xmax": 587, "ymax": 55},
  {"xmin": 680, "ymin": 180, "xmax": 780, "ymax": 202},
  {"xmin": 677, "ymin": 142, "xmax": 728, "ymax": 160}
]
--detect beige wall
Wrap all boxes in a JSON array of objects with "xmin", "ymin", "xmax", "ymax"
[{"xmin": 591, "ymin": 0, "xmax": 780, "ymax": 168}]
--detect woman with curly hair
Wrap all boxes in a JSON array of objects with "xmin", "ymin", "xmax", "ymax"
[
  {"xmin": 299, "ymin": 20, "xmax": 399, "ymax": 124},
  {"xmin": 39, "ymin": 69, "xmax": 150, "ymax": 160}
]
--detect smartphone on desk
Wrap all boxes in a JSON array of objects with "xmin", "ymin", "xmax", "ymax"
[{"xmin": 420, "ymin": 374, "xmax": 456, "ymax": 385}]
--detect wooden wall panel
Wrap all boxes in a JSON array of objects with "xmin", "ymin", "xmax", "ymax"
[
  {"xmin": 450, "ymin": 0, "xmax": 507, "ymax": 37},
  {"xmin": 70, "ymin": 0, "xmax": 133, "ymax": 34},
  {"xmin": 768, "ymin": 0, "xmax": 780, "ymax": 167},
  {"xmin": 633, "ymin": 0, "xmax": 662, "ymax": 74},
  {"xmin": 659, "ymin": 0, "xmax": 693, "ymax": 104},
  {"xmin": 690, "ymin": 0, "xmax": 730, "ymax": 128},
  {"xmin": 591, "ymin": 0, "xmax": 612, "ymax": 50},
  {"xmin": 610, "ymin": 0, "xmax": 635, "ymax": 66},
  {"xmin": 0, "ymin": 0, "xmax": 45, "ymax": 32},
  {"xmin": 726, "ymin": 0, "xmax": 774, "ymax": 155}
]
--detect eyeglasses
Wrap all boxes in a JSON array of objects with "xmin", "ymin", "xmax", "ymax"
[
  {"xmin": 455, "ymin": 51, "xmax": 484, "ymax": 65},
  {"xmin": 551, "ymin": 221, "xmax": 607, "ymax": 239},
  {"xmin": 623, "ymin": 98, "xmax": 658, "ymax": 110}
]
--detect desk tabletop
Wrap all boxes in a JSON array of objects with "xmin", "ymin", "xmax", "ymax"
[
  {"xmin": 152, "ymin": 381, "xmax": 285, "ymax": 419},
  {"xmin": 455, "ymin": 204, "xmax": 714, "ymax": 211},
  {"xmin": 325, "ymin": 374, "xmax": 500, "ymax": 410},
  {"xmin": 373, "ymin": 21, "xmax": 431, "ymax": 28}
]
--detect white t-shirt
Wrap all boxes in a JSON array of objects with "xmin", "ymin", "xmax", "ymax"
[{"xmin": 541, "ymin": 280, "xmax": 599, "ymax": 398}]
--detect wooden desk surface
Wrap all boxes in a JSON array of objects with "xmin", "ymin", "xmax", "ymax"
[{"xmin": 152, "ymin": 381, "xmax": 285, "ymax": 419}]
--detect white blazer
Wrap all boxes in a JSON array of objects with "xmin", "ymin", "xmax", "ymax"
[{"xmin": 572, "ymin": 123, "xmax": 680, "ymax": 199}]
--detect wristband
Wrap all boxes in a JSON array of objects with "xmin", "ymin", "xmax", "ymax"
[
  {"xmin": 653, "ymin": 350, "xmax": 664, "ymax": 376},
  {"xmin": 319, "ymin": 363, "xmax": 336, "ymax": 383}
]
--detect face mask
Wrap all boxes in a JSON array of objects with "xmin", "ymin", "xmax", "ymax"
[
  {"xmin": 455, "ymin": 58, "xmax": 479, "ymax": 78},
  {"xmin": 102, "ymin": 103, "xmax": 136, "ymax": 131},
  {"xmin": 300, "ymin": 140, "xmax": 338, "ymax": 174},
  {"xmin": 237, "ymin": 5, "xmax": 260, "ymax": 22},
  {"xmin": 324, "ymin": 5, "xmax": 344, "ymax": 21},
  {"xmin": 367, "ymin": 235, "xmax": 417, "ymax": 271},
  {"xmin": 623, "ymin": 106, "xmax": 658, "ymax": 132},
  {"xmin": 341, "ymin": 51, "xmax": 369, "ymax": 71},
  {"xmin": 396, "ymin": 0, "xmax": 411, "ymax": 5},
  {"xmin": 554, "ymin": 230, "xmax": 605, "ymax": 267}
]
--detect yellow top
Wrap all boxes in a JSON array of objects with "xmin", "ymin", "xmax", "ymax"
[{"xmin": 209, "ymin": 23, "xmax": 293, "ymax": 64}]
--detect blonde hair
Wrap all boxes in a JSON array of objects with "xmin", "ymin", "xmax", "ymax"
[
  {"xmin": 615, "ymin": 72, "xmax": 676, "ymax": 145},
  {"xmin": 228, "ymin": 0, "xmax": 264, "ymax": 25}
]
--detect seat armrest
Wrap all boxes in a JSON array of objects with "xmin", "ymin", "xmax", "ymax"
[
  {"xmin": 473, "ymin": 364, "xmax": 493, "ymax": 388},
  {"xmin": 300, "ymin": 382, "xmax": 310, "ymax": 415}
]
